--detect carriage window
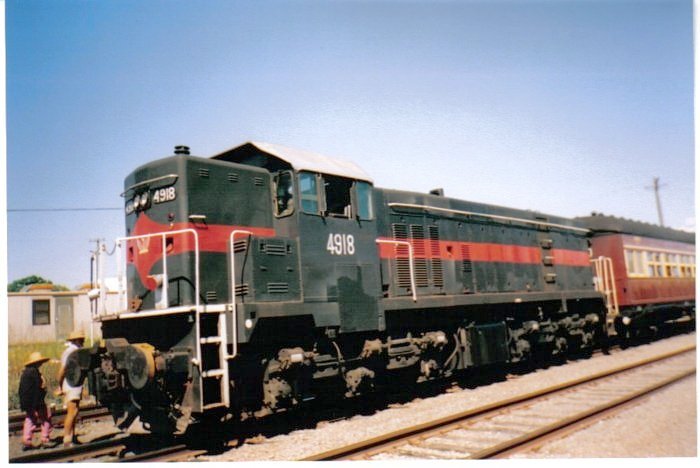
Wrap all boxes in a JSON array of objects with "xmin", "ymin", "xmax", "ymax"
[
  {"xmin": 299, "ymin": 172, "xmax": 319, "ymax": 214},
  {"xmin": 274, "ymin": 171, "xmax": 294, "ymax": 217},
  {"xmin": 323, "ymin": 174, "xmax": 353, "ymax": 218},
  {"xmin": 355, "ymin": 181, "xmax": 373, "ymax": 220}
]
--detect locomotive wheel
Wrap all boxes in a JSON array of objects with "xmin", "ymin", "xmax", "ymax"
[
  {"xmin": 125, "ymin": 344, "xmax": 156, "ymax": 390},
  {"xmin": 64, "ymin": 350, "xmax": 86, "ymax": 387}
]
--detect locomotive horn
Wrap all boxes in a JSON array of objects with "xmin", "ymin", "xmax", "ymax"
[{"xmin": 174, "ymin": 145, "xmax": 190, "ymax": 155}]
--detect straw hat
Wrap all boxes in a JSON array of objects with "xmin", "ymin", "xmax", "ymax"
[
  {"xmin": 67, "ymin": 330, "xmax": 86, "ymax": 341},
  {"xmin": 24, "ymin": 351, "xmax": 50, "ymax": 367}
]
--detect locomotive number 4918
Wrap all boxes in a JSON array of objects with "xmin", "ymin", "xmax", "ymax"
[
  {"xmin": 327, "ymin": 233, "xmax": 355, "ymax": 256},
  {"xmin": 153, "ymin": 187, "xmax": 176, "ymax": 204}
]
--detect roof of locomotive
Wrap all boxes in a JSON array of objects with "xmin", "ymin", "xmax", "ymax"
[
  {"xmin": 379, "ymin": 187, "xmax": 590, "ymax": 233},
  {"xmin": 575, "ymin": 213, "xmax": 695, "ymax": 244},
  {"xmin": 212, "ymin": 141, "xmax": 373, "ymax": 183}
]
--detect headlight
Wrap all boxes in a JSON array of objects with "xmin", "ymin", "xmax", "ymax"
[{"xmin": 139, "ymin": 192, "xmax": 149, "ymax": 208}]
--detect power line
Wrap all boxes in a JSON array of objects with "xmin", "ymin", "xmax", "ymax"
[{"xmin": 8, "ymin": 207, "xmax": 122, "ymax": 212}]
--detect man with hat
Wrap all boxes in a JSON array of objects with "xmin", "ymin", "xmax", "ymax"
[
  {"xmin": 56, "ymin": 330, "xmax": 85, "ymax": 447},
  {"xmin": 19, "ymin": 351, "xmax": 53, "ymax": 450}
]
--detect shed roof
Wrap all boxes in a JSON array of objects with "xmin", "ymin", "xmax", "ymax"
[{"xmin": 212, "ymin": 141, "xmax": 373, "ymax": 183}]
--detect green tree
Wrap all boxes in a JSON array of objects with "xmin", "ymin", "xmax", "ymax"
[{"xmin": 7, "ymin": 275, "xmax": 70, "ymax": 292}]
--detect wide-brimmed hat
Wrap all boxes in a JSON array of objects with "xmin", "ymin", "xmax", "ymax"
[
  {"xmin": 67, "ymin": 330, "xmax": 86, "ymax": 341},
  {"xmin": 24, "ymin": 351, "xmax": 50, "ymax": 367}
]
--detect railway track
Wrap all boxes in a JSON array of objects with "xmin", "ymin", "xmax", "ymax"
[
  {"xmin": 8, "ymin": 404, "xmax": 111, "ymax": 434},
  {"xmin": 9, "ymin": 435, "xmax": 129, "ymax": 463},
  {"xmin": 9, "ymin": 337, "xmax": 695, "ymax": 462},
  {"xmin": 8, "ymin": 433, "xmax": 207, "ymax": 463},
  {"xmin": 301, "ymin": 344, "xmax": 696, "ymax": 460}
]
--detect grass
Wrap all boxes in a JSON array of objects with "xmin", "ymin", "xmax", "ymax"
[{"xmin": 7, "ymin": 342, "xmax": 90, "ymax": 412}]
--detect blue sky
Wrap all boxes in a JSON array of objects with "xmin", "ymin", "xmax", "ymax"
[{"xmin": 4, "ymin": 0, "xmax": 695, "ymax": 288}]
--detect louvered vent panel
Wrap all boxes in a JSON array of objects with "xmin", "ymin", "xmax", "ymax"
[
  {"xmin": 461, "ymin": 244, "xmax": 473, "ymax": 273},
  {"xmin": 198, "ymin": 168, "xmax": 210, "ymax": 178},
  {"xmin": 267, "ymin": 282, "xmax": 289, "ymax": 294},
  {"xmin": 235, "ymin": 284, "xmax": 249, "ymax": 296},
  {"xmin": 254, "ymin": 177, "xmax": 264, "ymax": 186},
  {"xmin": 228, "ymin": 173, "xmax": 239, "ymax": 183},
  {"xmin": 264, "ymin": 243, "xmax": 287, "ymax": 256},
  {"xmin": 205, "ymin": 291, "xmax": 218, "ymax": 303},
  {"xmin": 428, "ymin": 225, "xmax": 443, "ymax": 288},
  {"xmin": 391, "ymin": 223, "xmax": 412, "ymax": 288},
  {"xmin": 410, "ymin": 224, "xmax": 429, "ymax": 287},
  {"xmin": 233, "ymin": 239, "xmax": 249, "ymax": 253}
]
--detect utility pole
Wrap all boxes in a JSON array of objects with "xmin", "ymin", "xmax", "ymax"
[{"xmin": 645, "ymin": 177, "xmax": 666, "ymax": 227}]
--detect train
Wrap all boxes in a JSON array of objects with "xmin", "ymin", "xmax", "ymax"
[{"xmin": 65, "ymin": 141, "xmax": 695, "ymax": 434}]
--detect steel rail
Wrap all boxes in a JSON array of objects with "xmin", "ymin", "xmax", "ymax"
[
  {"xmin": 119, "ymin": 445, "xmax": 208, "ymax": 463},
  {"xmin": 300, "ymin": 343, "xmax": 696, "ymax": 461},
  {"xmin": 9, "ymin": 405, "xmax": 111, "ymax": 433},
  {"xmin": 9, "ymin": 435, "xmax": 128, "ymax": 463},
  {"xmin": 472, "ymin": 367, "xmax": 695, "ymax": 459}
]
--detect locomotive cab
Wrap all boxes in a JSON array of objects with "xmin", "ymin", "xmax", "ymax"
[{"xmin": 213, "ymin": 142, "xmax": 382, "ymax": 338}]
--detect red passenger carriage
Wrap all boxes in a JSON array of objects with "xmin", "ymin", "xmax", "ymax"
[{"xmin": 577, "ymin": 214, "xmax": 695, "ymax": 339}]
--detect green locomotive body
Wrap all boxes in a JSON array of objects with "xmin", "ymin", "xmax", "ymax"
[{"xmin": 73, "ymin": 142, "xmax": 608, "ymax": 433}]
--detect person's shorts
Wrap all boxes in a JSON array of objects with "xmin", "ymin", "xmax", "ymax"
[{"xmin": 62, "ymin": 382, "xmax": 82, "ymax": 402}]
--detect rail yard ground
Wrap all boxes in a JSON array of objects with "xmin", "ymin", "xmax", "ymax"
[
  {"xmin": 7, "ymin": 332, "xmax": 696, "ymax": 461},
  {"xmin": 201, "ymin": 333, "xmax": 697, "ymax": 461}
]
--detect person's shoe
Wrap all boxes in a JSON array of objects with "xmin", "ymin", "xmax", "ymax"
[{"xmin": 41, "ymin": 441, "xmax": 57, "ymax": 449}]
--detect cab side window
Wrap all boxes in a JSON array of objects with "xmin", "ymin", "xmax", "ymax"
[
  {"xmin": 355, "ymin": 181, "xmax": 373, "ymax": 220},
  {"xmin": 274, "ymin": 171, "xmax": 294, "ymax": 217},
  {"xmin": 299, "ymin": 172, "xmax": 320, "ymax": 214},
  {"xmin": 323, "ymin": 175, "xmax": 353, "ymax": 218}
]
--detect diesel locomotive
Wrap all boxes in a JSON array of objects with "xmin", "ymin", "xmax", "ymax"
[{"xmin": 66, "ymin": 142, "xmax": 694, "ymax": 434}]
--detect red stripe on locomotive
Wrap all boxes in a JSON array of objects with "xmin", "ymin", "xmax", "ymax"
[
  {"xmin": 376, "ymin": 237, "xmax": 590, "ymax": 267},
  {"xmin": 127, "ymin": 213, "xmax": 276, "ymax": 290}
]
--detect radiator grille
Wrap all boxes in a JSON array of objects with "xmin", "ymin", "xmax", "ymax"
[
  {"xmin": 410, "ymin": 224, "xmax": 429, "ymax": 287},
  {"xmin": 391, "ymin": 223, "xmax": 412, "ymax": 289},
  {"xmin": 461, "ymin": 244, "xmax": 473, "ymax": 273},
  {"xmin": 429, "ymin": 225, "xmax": 443, "ymax": 288}
]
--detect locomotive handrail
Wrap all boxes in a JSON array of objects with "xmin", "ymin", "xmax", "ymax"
[
  {"xmin": 228, "ymin": 230, "xmax": 254, "ymax": 360},
  {"xmin": 591, "ymin": 256, "xmax": 619, "ymax": 325},
  {"xmin": 376, "ymin": 239, "xmax": 417, "ymax": 301},
  {"xmin": 114, "ymin": 228, "xmax": 201, "ymax": 314},
  {"xmin": 387, "ymin": 202, "xmax": 590, "ymax": 234}
]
